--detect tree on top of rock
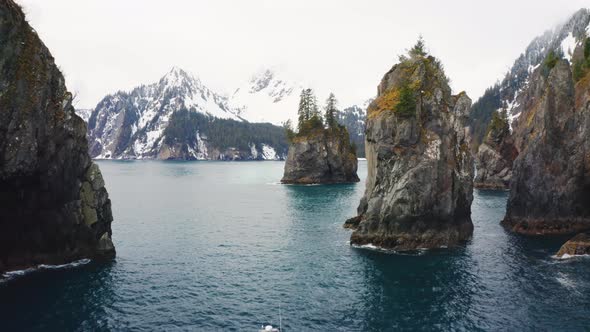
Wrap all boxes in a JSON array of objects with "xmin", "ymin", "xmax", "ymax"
[
  {"xmin": 487, "ymin": 109, "xmax": 510, "ymax": 143},
  {"xmin": 296, "ymin": 88, "xmax": 323, "ymax": 134},
  {"xmin": 324, "ymin": 93, "xmax": 338, "ymax": 128},
  {"xmin": 297, "ymin": 89, "xmax": 308, "ymax": 130},
  {"xmin": 409, "ymin": 35, "xmax": 427, "ymax": 57}
]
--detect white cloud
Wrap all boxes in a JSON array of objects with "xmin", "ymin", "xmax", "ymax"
[{"xmin": 17, "ymin": 0, "xmax": 589, "ymax": 109}]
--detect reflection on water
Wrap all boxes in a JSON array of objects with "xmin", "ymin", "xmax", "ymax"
[{"xmin": 0, "ymin": 161, "xmax": 589, "ymax": 331}]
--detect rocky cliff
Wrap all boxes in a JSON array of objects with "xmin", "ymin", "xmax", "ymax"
[
  {"xmin": 502, "ymin": 56, "xmax": 590, "ymax": 235},
  {"xmin": 281, "ymin": 127, "xmax": 359, "ymax": 184},
  {"xmin": 474, "ymin": 111, "xmax": 518, "ymax": 189},
  {"xmin": 0, "ymin": 0, "xmax": 114, "ymax": 272},
  {"xmin": 345, "ymin": 44, "xmax": 474, "ymax": 250}
]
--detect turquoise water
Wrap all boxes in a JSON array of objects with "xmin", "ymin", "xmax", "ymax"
[{"xmin": 1, "ymin": 161, "xmax": 589, "ymax": 331}]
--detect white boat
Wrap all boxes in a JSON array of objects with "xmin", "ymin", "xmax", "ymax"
[
  {"xmin": 258, "ymin": 324, "xmax": 280, "ymax": 332},
  {"xmin": 258, "ymin": 304, "xmax": 282, "ymax": 331}
]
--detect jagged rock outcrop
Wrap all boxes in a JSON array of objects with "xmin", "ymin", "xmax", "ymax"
[
  {"xmin": 474, "ymin": 111, "xmax": 518, "ymax": 189},
  {"xmin": 502, "ymin": 58, "xmax": 590, "ymax": 235},
  {"xmin": 345, "ymin": 45, "xmax": 474, "ymax": 250},
  {"xmin": 556, "ymin": 233, "xmax": 590, "ymax": 258},
  {"xmin": 0, "ymin": 0, "xmax": 114, "ymax": 272},
  {"xmin": 281, "ymin": 127, "xmax": 359, "ymax": 184}
]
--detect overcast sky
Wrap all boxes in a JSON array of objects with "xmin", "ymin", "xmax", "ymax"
[{"xmin": 17, "ymin": 0, "xmax": 589, "ymax": 109}]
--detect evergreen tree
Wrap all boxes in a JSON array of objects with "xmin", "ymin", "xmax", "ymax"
[
  {"xmin": 283, "ymin": 119, "xmax": 295, "ymax": 141},
  {"xmin": 409, "ymin": 35, "xmax": 427, "ymax": 57},
  {"xmin": 308, "ymin": 89, "xmax": 321, "ymax": 121},
  {"xmin": 297, "ymin": 89, "xmax": 307, "ymax": 131},
  {"xmin": 395, "ymin": 82, "xmax": 416, "ymax": 117},
  {"xmin": 324, "ymin": 93, "xmax": 338, "ymax": 128}
]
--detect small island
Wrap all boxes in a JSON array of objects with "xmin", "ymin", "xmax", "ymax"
[{"xmin": 281, "ymin": 90, "xmax": 360, "ymax": 184}]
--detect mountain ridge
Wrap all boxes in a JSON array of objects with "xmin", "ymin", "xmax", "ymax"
[{"xmin": 86, "ymin": 67, "xmax": 369, "ymax": 160}]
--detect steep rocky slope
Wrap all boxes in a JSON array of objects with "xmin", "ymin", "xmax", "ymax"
[
  {"xmin": 281, "ymin": 126, "xmax": 359, "ymax": 184},
  {"xmin": 469, "ymin": 9, "xmax": 590, "ymax": 151},
  {"xmin": 474, "ymin": 111, "xmax": 517, "ymax": 189},
  {"xmin": 0, "ymin": 0, "xmax": 114, "ymax": 272},
  {"xmin": 345, "ymin": 44, "xmax": 474, "ymax": 250},
  {"xmin": 502, "ymin": 57, "xmax": 590, "ymax": 235}
]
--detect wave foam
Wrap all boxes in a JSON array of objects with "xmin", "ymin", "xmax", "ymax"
[
  {"xmin": 552, "ymin": 254, "xmax": 590, "ymax": 260},
  {"xmin": 1, "ymin": 258, "xmax": 91, "ymax": 282},
  {"xmin": 351, "ymin": 243, "xmax": 433, "ymax": 255}
]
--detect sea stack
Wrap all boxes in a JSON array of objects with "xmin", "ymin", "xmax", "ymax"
[
  {"xmin": 0, "ymin": 0, "xmax": 114, "ymax": 272},
  {"xmin": 345, "ymin": 40, "xmax": 474, "ymax": 250},
  {"xmin": 281, "ymin": 91, "xmax": 359, "ymax": 184},
  {"xmin": 473, "ymin": 111, "xmax": 517, "ymax": 190},
  {"xmin": 502, "ymin": 50, "xmax": 590, "ymax": 235}
]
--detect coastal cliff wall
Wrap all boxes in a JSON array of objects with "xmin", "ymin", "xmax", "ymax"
[{"xmin": 0, "ymin": 0, "xmax": 114, "ymax": 272}]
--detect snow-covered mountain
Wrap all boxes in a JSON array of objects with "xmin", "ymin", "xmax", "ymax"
[
  {"xmin": 229, "ymin": 68, "xmax": 303, "ymax": 125},
  {"xmin": 75, "ymin": 109, "xmax": 92, "ymax": 123},
  {"xmin": 87, "ymin": 67, "xmax": 287, "ymax": 160},
  {"xmin": 86, "ymin": 66, "xmax": 369, "ymax": 160},
  {"xmin": 337, "ymin": 102, "xmax": 370, "ymax": 158},
  {"xmin": 469, "ymin": 8, "xmax": 590, "ymax": 148}
]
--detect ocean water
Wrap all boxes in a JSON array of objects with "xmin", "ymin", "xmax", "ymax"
[{"xmin": 1, "ymin": 161, "xmax": 589, "ymax": 331}]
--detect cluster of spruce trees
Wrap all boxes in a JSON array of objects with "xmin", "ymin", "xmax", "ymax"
[
  {"xmin": 164, "ymin": 108, "xmax": 288, "ymax": 152},
  {"xmin": 284, "ymin": 89, "xmax": 346, "ymax": 141}
]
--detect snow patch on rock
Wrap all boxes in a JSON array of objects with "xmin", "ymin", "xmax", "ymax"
[{"xmin": 560, "ymin": 32, "xmax": 578, "ymax": 62}]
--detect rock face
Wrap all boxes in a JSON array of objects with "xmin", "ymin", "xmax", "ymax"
[
  {"xmin": 502, "ymin": 58, "xmax": 590, "ymax": 235},
  {"xmin": 556, "ymin": 233, "xmax": 590, "ymax": 258},
  {"xmin": 346, "ymin": 48, "xmax": 474, "ymax": 250},
  {"xmin": 474, "ymin": 112, "xmax": 518, "ymax": 189},
  {"xmin": 281, "ymin": 128, "xmax": 359, "ymax": 184},
  {"xmin": 0, "ymin": 0, "xmax": 114, "ymax": 272}
]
